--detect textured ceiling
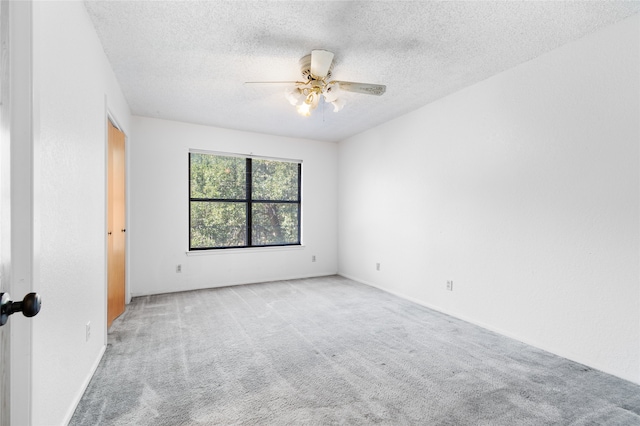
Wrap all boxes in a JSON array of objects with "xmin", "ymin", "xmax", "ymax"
[{"xmin": 84, "ymin": 1, "xmax": 640, "ymax": 142}]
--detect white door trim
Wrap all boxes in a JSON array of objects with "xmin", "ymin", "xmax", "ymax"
[{"xmin": 8, "ymin": 1, "xmax": 34, "ymax": 424}]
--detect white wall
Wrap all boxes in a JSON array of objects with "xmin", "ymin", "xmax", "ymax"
[
  {"xmin": 129, "ymin": 117, "xmax": 338, "ymax": 296},
  {"xmin": 338, "ymin": 15, "xmax": 640, "ymax": 384},
  {"xmin": 31, "ymin": 2, "xmax": 131, "ymax": 425}
]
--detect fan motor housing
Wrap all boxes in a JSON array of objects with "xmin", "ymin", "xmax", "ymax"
[{"xmin": 299, "ymin": 54, "xmax": 333, "ymax": 81}]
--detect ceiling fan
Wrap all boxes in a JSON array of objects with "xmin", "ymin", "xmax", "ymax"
[{"xmin": 246, "ymin": 49, "xmax": 386, "ymax": 117}]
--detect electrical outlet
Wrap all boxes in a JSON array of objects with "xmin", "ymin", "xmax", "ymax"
[
  {"xmin": 446, "ymin": 280, "xmax": 453, "ymax": 291},
  {"xmin": 176, "ymin": 264, "xmax": 182, "ymax": 273},
  {"xmin": 312, "ymin": 255, "xmax": 316, "ymax": 262},
  {"xmin": 376, "ymin": 263, "xmax": 381, "ymax": 271},
  {"xmin": 86, "ymin": 321, "xmax": 91, "ymax": 342}
]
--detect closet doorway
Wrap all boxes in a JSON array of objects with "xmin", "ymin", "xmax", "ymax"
[{"xmin": 107, "ymin": 120, "xmax": 126, "ymax": 328}]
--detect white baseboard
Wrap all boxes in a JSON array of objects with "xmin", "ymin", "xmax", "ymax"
[
  {"xmin": 62, "ymin": 344, "xmax": 106, "ymax": 425},
  {"xmin": 130, "ymin": 272, "xmax": 339, "ymax": 298},
  {"xmin": 337, "ymin": 273, "xmax": 638, "ymax": 385}
]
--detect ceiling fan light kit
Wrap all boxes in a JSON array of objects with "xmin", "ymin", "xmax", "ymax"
[
  {"xmin": 247, "ymin": 49, "xmax": 386, "ymax": 118},
  {"xmin": 286, "ymin": 82, "xmax": 343, "ymax": 116},
  {"xmin": 288, "ymin": 50, "xmax": 343, "ymax": 116}
]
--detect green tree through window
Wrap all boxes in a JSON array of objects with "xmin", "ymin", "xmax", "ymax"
[{"xmin": 189, "ymin": 152, "xmax": 301, "ymax": 249}]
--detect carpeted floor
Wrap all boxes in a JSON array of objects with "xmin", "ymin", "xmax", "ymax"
[{"xmin": 70, "ymin": 275, "xmax": 640, "ymax": 425}]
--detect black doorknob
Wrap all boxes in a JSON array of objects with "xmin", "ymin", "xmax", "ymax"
[{"xmin": 0, "ymin": 292, "xmax": 41, "ymax": 326}]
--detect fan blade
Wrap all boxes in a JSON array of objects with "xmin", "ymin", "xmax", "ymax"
[
  {"xmin": 310, "ymin": 50, "xmax": 334, "ymax": 78},
  {"xmin": 244, "ymin": 81, "xmax": 303, "ymax": 85},
  {"xmin": 335, "ymin": 81, "xmax": 386, "ymax": 96}
]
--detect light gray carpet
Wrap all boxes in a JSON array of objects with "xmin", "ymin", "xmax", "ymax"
[{"xmin": 70, "ymin": 275, "xmax": 640, "ymax": 425}]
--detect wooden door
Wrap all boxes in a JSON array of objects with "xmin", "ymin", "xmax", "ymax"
[{"xmin": 107, "ymin": 120, "xmax": 126, "ymax": 328}]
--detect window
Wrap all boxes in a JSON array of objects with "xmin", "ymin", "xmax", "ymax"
[{"xmin": 189, "ymin": 152, "xmax": 301, "ymax": 250}]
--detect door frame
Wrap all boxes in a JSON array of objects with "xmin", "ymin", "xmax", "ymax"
[
  {"xmin": 0, "ymin": 0, "xmax": 11, "ymax": 423},
  {"xmin": 104, "ymin": 108, "xmax": 129, "ymax": 340}
]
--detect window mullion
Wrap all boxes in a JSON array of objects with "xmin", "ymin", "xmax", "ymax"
[
  {"xmin": 246, "ymin": 158, "xmax": 252, "ymax": 247},
  {"xmin": 189, "ymin": 153, "xmax": 192, "ymax": 250},
  {"xmin": 297, "ymin": 162, "xmax": 302, "ymax": 244}
]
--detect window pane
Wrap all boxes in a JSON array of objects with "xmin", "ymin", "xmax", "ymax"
[
  {"xmin": 190, "ymin": 154, "xmax": 245, "ymax": 199},
  {"xmin": 252, "ymin": 159, "xmax": 298, "ymax": 201},
  {"xmin": 190, "ymin": 201, "xmax": 246, "ymax": 248},
  {"xmin": 252, "ymin": 203, "xmax": 299, "ymax": 245}
]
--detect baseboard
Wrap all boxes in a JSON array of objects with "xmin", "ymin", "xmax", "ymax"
[
  {"xmin": 61, "ymin": 344, "xmax": 106, "ymax": 425},
  {"xmin": 337, "ymin": 273, "xmax": 639, "ymax": 385},
  {"xmin": 130, "ymin": 272, "xmax": 339, "ymax": 298}
]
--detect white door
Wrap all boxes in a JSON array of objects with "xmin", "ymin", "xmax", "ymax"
[
  {"xmin": 0, "ymin": 1, "xmax": 37, "ymax": 424},
  {"xmin": 0, "ymin": 1, "xmax": 10, "ymax": 423}
]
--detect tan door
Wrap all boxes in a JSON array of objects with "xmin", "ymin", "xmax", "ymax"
[{"xmin": 107, "ymin": 120, "xmax": 126, "ymax": 328}]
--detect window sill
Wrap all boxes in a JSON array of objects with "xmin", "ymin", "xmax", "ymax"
[{"xmin": 186, "ymin": 245, "xmax": 305, "ymax": 256}]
